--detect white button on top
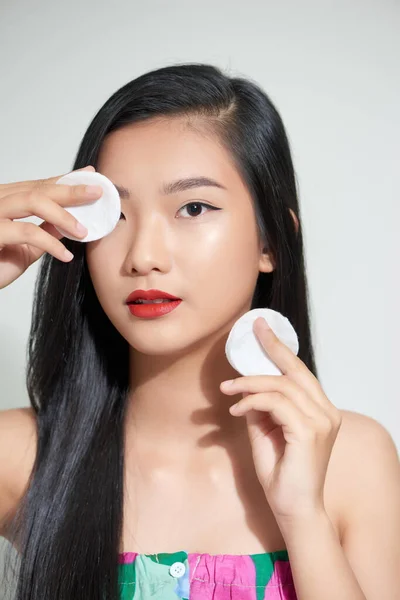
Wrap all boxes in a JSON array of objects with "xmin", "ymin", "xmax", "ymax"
[{"xmin": 169, "ymin": 562, "xmax": 186, "ymax": 577}]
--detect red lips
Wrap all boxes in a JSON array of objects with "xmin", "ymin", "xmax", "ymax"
[{"xmin": 126, "ymin": 289, "xmax": 181, "ymax": 304}]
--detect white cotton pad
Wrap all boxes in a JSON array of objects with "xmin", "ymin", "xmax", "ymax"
[
  {"xmin": 54, "ymin": 171, "xmax": 121, "ymax": 242},
  {"xmin": 225, "ymin": 308, "xmax": 299, "ymax": 376}
]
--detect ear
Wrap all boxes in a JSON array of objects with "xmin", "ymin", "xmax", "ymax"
[
  {"xmin": 289, "ymin": 208, "xmax": 299, "ymax": 234},
  {"xmin": 258, "ymin": 209, "xmax": 299, "ymax": 273},
  {"xmin": 258, "ymin": 244, "xmax": 275, "ymax": 273},
  {"xmin": 258, "ymin": 252, "xmax": 274, "ymax": 273}
]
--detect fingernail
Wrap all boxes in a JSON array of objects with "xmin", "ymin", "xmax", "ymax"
[
  {"xmin": 221, "ymin": 380, "xmax": 234, "ymax": 387},
  {"xmin": 64, "ymin": 249, "xmax": 74, "ymax": 261},
  {"xmin": 259, "ymin": 318, "xmax": 270, "ymax": 330},
  {"xmin": 85, "ymin": 185, "xmax": 102, "ymax": 197},
  {"xmin": 76, "ymin": 222, "xmax": 88, "ymax": 235}
]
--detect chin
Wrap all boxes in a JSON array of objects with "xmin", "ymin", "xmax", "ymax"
[
  {"xmin": 108, "ymin": 303, "xmax": 227, "ymax": 357},
  {"xmin": 113, "ymin": 320, "xmax": 195, "ymax": 357},
  {"xmin": 129, "ymin": 339, "xmax": 184, "ymax": 356}
]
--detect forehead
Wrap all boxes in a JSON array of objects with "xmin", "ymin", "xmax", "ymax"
[{"xmin": 96, "ymin": 117, "xmax": 240, "ymax": 187}]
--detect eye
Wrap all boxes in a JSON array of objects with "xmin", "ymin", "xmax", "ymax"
[{"xmin": 178, "ymin": 202, "xmax": 220, "ymax": 219}]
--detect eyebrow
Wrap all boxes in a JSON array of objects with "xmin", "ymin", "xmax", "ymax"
[{"xmin": 112, "ymin": 176, "xmax": 227, "ymax": 200}]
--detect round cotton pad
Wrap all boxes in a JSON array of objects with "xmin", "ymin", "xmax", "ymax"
[
  {"xmin": 54, "ymin": 171, "xmax": 121, "ymax": 242},
  {"xmin": 225, "ymin": 308, "xmax": 299, "ymax": 376}
]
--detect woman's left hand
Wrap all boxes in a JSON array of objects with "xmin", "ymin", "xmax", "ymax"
[{"xmin": 220, "ymin": 317, "xmax": 343, "ymax": 526}]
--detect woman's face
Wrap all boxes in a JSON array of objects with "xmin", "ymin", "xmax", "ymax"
[{"xmin": 86, "ymin": 117, "xmax": 274, "ymax": 356}]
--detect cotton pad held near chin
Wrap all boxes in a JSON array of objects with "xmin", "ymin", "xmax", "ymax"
[
  {"xmin": 225, "ymin": 308, "xmax": 299, "ymax": 376},
  {"xmin": 54, "ymin": 171, "xmax": 121, "ymax": 242}
]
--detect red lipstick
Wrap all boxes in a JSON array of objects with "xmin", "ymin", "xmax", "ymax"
[{"xmin": 126, "ymin": 289, "xmax": 182, "ymax": 319}]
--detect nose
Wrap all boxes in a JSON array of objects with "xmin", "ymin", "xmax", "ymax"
[{"xmin": 123, "ymin": 213, "xmax": 172, "ymax": 275}]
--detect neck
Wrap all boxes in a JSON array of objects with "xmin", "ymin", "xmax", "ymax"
[{"xmin": 124, "ymin": 328, "xmax": 249, "ymax": 467}]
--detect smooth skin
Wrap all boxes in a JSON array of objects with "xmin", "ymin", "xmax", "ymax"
[
  {"xmin": 0, "ymin": 165, "xmax": 101, "ymax": 288},
  {"xmin": 0, "ymin": 118, "xmax": 399, "ymax": 599}
]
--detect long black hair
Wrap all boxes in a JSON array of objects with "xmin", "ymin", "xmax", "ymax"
[{"xmin": 3, "ymin": 63, "xmax": 318, "ymax": 599}]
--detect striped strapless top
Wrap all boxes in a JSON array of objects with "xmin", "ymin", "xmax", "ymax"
[{"xmin": 118, "ymin": 548, "xmax": 296, "ymax": 599}]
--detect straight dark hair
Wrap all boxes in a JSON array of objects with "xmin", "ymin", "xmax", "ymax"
[{"xmin": 3, "ymin": 63, "xmax": 318, "ymax": 599}]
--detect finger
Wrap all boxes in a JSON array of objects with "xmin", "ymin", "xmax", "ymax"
[
  {"xmin": 0, "ymin": 220, "xmax": 73, "ymax": 263},
  {"xmin": 239, "ymin": 391, "xmax": 279, "ymax": 436},
  {"xmin": 222, "ymin": 375, "xmax": 294, "ymax": 395},
  {"xmin": 235, "ymin": 392, "xmax": 288, "ymax": 444},
  {"xmin": 253, "ymin": 317, "xmax": 306, "ymax": 376},
  {"xmin": 38, "ymin": 220, "xmax": 66, "ymax": 241},
  {"xmin": 230, "ymin": 391, "xmax": 310, "ymax": 437},
  {"xmin": 0, "ymin": 191, "xmax": 89, "ymax": 238},
  {"xmin": 72, "ymin": 166, "xmax": 95, "ymax": 172},
  {"xmin": 0, "ymin": 165, "xmax": 96, "ymax": 198},
  {"xmin": 0, "ymin": 182, "xmax": 100, "ymax": 215},
  {"xmin": 28, "ymin": 220, "xmax": 72, "ymax": 263},
  {"xmin": 221, "ymin": 375, "xmax": 323, "ymax": 419},
  {"xmin": 253, "ymin": 317, "xmax": 327, "ymax": 408}
]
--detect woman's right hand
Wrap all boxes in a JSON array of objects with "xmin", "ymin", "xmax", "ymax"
[{"xmin": 0, "ymin": 166, "xmax": 102, "ymax": 290}]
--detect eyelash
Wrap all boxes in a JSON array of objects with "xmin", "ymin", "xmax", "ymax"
[{"xmin": 119, "ymin": 202, "xmax": 219, "ymax": 221}]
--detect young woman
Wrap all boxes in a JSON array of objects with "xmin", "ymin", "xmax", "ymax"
[{"xmin": 0, "ymin": 63, "xmax": 398, "ymax": 600}]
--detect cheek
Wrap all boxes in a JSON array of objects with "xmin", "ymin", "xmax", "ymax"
[{"xmin": 182, "ymin": 216, "xmax": 260, "ymax": 307}]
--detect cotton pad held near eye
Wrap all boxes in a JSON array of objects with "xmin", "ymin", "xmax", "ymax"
[
  {"xmin": 225, "ymin": 308, "xmax": 299, "ymax": 376},
  {"xmin": 54, "ymin": 171, "xmax": 121, "ymax": 242}
]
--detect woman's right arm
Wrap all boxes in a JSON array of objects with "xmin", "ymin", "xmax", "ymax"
[
  {"xmin": 0, "ymin": 407, "xmax": 37, "ymax": 541},
  {"xmin": 0, "ymin": 165, "xmax": 102, "ymax": 540}
]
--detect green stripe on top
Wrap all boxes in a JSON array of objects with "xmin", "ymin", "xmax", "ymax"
[
  {"xmin": 251, "ymin": 550, "xmax": 290, "ymax": 600},
  {"xmin": 150, "ymin": 551, "xmax": 188, "ymax": 565}
]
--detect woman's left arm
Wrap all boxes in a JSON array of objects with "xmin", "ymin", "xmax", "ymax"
[
  {"xmin": 281, "ymin": 415, "xmax": 400, "ymax": 600},
  {"xmin": 221, "ymin": 317, "xmax": 400, "ymax": 600}
]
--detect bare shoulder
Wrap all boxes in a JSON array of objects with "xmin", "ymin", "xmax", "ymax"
[
  {"xmin": 328, "ymin": 410, "xmax": 400, "ymax": 594},
  {"xmin": 334, "ymin": 408, "xmax": 398, "ymax": 465},
  {"xmin": 329, "ymin": 408, "xmax": 399, "ymax": 531},
  {"xmin": 0, "ymin": 406, "xmax": 38, "ymax": 538}
]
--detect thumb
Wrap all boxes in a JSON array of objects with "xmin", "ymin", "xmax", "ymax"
[{"xmin": 74, "ymin": 165, "xmax": 96, "ymax": 172}]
